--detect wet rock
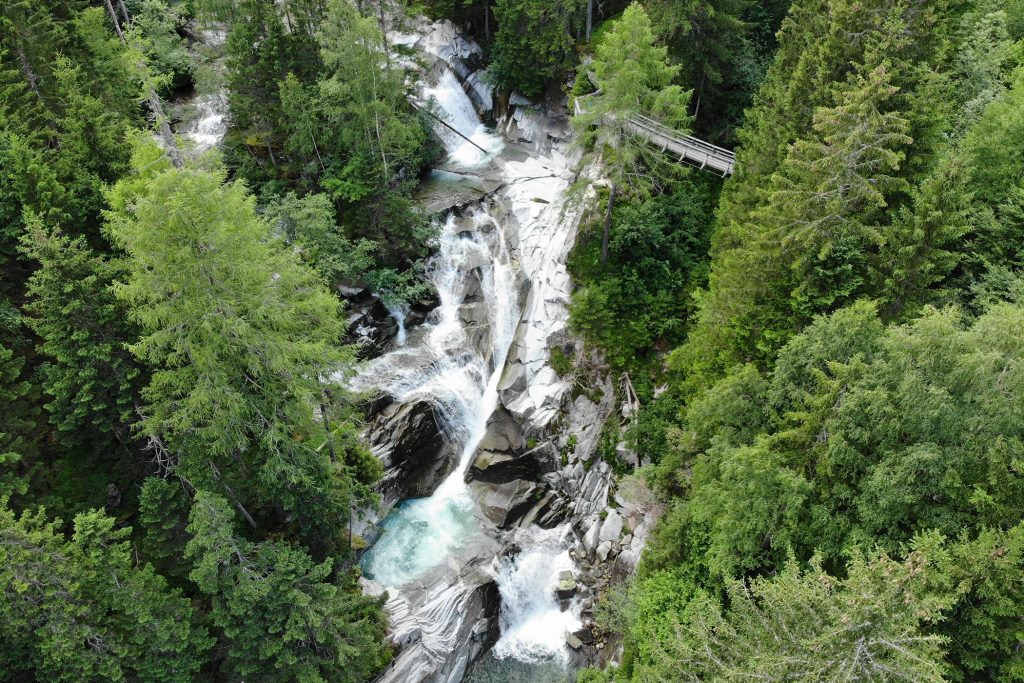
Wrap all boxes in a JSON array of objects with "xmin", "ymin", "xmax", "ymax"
[
  {"xmin": 404, "ymin": 290, "xmax": 441, "ymax": 328},
  {"xmin": 470, "ymin": 478, "xmax": 537, "ymax": 527},
  {"xmin": 555, "ymin": 570, "xmax": 577, "ymax": 600},
  {"xmin": 572, "ymin": 627, "xmax": 595, "ymax": 645},
  {"xmin": 369, "ymin": 548, "xmax": 502, "ymax": 683},
  {"xmin": 367, "ymin": 399, "xmax": 458, "ymax": 512},
  {"xmin": 476, "ymin": 406, "xmax": 526, "ymax": 453},
  {"xmin": 566, "ymin": 633, "xmax": 584, "ymax": 650},
  {"xmin": 340, "ymin": 288, "xmax": 398, "ymax": 359},
  {"xmin": 467, "ymin": 450, "xmax": 537, "ymax": 484}
]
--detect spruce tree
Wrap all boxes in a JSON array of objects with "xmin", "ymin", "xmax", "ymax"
[
  {"xmin": 20, "ymin": 218, "xmax": 143, "ymax": 453},
  {"xmin": 185, "ymin": 491, "xmax": 388, "ymax": 682},
  {"xmin": 573, "ymin": 2, "xmax": 691, "ymax": 264},
  {"xmin": 0, "ymin": 503, "xmax": 211, "ymax": 682}
]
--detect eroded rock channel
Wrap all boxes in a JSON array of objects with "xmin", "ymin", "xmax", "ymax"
[{"xmin": 345, "ymin": 19, "xmax": 658, "ymax": 683}]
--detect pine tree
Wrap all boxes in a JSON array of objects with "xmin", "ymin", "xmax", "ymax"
[
  {"xmin": 877, "ymin": 160, "xmax": 973, "ymax": 318},
  {"xmin": 648, "ymin": 544, "xmax": 952, "ymax": 682},
  {"xmin": 0, "ymin": 344, "xmax": 35, "ymax": 499}
]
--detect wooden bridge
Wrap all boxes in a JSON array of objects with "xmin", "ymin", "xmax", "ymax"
[{"xmin": 573, "ymin": 98, "xmax": 736, "ymax": 177}]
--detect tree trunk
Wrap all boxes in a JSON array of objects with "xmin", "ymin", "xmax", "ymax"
[
  {"xmin": 117, "ymin": 0, "xmax": 131, "ymax": 25},
  {"xmin": 104, "ymin": 0, "xmax": 183, "ymax": 168},
  {"xmin": 586, "ymin": 0, "xmax": 593, "ymax": 43},
  {"xmin": 377, "ymin": 1, "xmax": 390, "ymax": 59},
  {"xmin": 601, "ymin": 182, "xmax": 615, "ymax": 266},
  {"xmin": 484, "ymin": 0, "xmax": 490, "ymax": 40},
  {"xmin": 103, "ymin": 0, "xmax": 125, "ymax": 40},
  {"xmin": 15, "ymin": 47, "xmax": 40, "ymax": 96}
]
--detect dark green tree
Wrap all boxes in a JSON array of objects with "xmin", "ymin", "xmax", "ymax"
[
  {"xmin": 491, "ymin": 0, "xmax": 580, "ymax": 98},
  {"xmin": 185, "ymin": 491, "xmax": 388, "ymax": 682},
  {"xmin": 20, "ymin": 218, "xmax": 143, "ymax": 453},
  {"xmin": 0, "ymin": 503, "xmax": 211, "ymax": 682}
]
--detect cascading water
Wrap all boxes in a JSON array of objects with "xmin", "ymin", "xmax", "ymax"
[
  {"xmin": 422, "ymin": 68, "xmax": 504, "ymax": 166},
  {"xmin": 356, "ymin": 19, "xmax": 589, "ymax": 682},
  {"xmin": 357, "ymin": 206, "xmax": 518, "ymax": 587},
  {"xmin": 176, "ymin": 28, "xmax": 228, "ymax": 153},
  {"xmin": 490, "ymin": 527, "xmax": 582, "ymax": 663}
]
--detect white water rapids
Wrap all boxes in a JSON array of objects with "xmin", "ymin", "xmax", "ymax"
[{"xmin": 355, "ymin": 44, "xmax": 583, "ymax": 680}]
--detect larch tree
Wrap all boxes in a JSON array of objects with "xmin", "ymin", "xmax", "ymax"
[
  {"xmin": 105, "ymin": 142, "xmax": 380, "ymax": 556},
  {"xmin": 573, "ymin": 2, "xmax": 692, "ymax": 265}
]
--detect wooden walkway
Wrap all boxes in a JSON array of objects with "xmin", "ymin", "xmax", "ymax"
[{"xmin": 573, "ymin": 98, "xmax": 735, "ymax": 177}]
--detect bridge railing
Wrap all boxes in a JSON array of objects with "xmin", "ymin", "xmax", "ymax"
[{"xmin": 572, "ymin": 95, "xmax": 735, "ymax": 176}]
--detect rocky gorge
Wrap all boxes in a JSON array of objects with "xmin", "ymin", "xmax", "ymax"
[{"xmin": 343, "ymin": 18, "xmax": 662, "ymax": 683}]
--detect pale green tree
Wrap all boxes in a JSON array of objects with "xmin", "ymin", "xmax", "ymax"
[
  {"xmin": 105, "ymin": 142, "xmax": 380, "ymax": 554},
  {"xmin": 573, "ymin": 2, "xmax": 691, "ymax": 264}
]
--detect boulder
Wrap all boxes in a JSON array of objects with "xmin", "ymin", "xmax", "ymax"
[
  {"xmin": 582, "ymin": 519, "xmax": 601, "ymax": 557},
  {"xmin": 555, "ymin": 570, "xmax": 577, "ymax": 600},
  {"xmin": 471, "ymin": 479, "xmax": 538, "ymax": 527},
  {"xmin": 367, "ymin": 399, "xmax": 458, "ymax": 510},
  {"xmin": 468, "ymin": 451, "xmax": 538, "ymax": 484},
  {"xmin": 404, "ymin": 289, "xmax": 441, "ymax": 328},
  {"xmin": 572, "ymin": 626, "xmax": 595, "ymax": 645},
  {"xmin": 598, "ymin": 510, "xmax": 624, "ymax": 544},
  {"xmin": 565, "ymin": 633, "xmax": 583, "ymax": 650},
  {"xmin": 341, "ymin": 290, "xmax": 398, "ymax": 359}
]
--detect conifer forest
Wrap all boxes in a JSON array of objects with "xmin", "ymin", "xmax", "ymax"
[{"xmin": 2, "ymin": 0, "xmax": 1024, "ymax": 681}]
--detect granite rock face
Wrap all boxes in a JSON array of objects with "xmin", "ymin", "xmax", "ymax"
[
  {"xmin": 365, "ymin": 398, "xmax": 458, "ymax": 514},
  {"xmin": 362, "ymin": 535, "xmax": 502, "ymax": 683}
]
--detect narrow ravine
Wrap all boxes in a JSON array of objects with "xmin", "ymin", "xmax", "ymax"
[{"xmin": 351, "ymin": 19, "xmax": 593, "ymax": 683}]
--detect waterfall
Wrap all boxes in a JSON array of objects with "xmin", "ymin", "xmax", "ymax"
[
  {"xmin": 422, "ymin": 68, "xmax": 504, "ymax": 166},
  {"xmin": 356, "ymin": 19, "xmax": 588, "ymax": 681},
  {"xmin": 357, "ymin": 205, "xmax": 519, "ymax": 588},
  {"xmin": 490, "ymin": 527, "xmax": 582, "ymax": 664},
  {"xmin": 182, "ymin": 92, "xmax": 228, "ymax": 151},
  {"xmin": 177, "ymin": 28, "xmax": 228, "ymax": 152},
  {"xmin": 386, "ymin": 303, "xmax": 409, "ymax": 347}
]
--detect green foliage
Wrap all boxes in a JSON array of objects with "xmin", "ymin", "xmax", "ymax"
[
  {"xmin": 569, "ymin": 183, "xmax": 716, "ymax": 369},
  {"xmin": 132, "ymin": 0, "xmax": 195, "ymax": 95},
  {"xmin": 675, "ymin": 0, "xmax": 963, "ymax": 392},
  {"xmin": 263, "ymin": 191, "xmax": 377, "ymax": 285},
  {"xmin": 490, "ymin": 0, "xmax": 580, "ymax": 98},
  {"xmin": 632, "ymin": 299, "xmax": 1024, "ymax": 680},
  {"xmin": 20, "ymin": 218, "xmax": 142, "ymax": 452},
  {"xmin": 106, "ymin": 145, "xmax": 380, "ymax": 554},
  {"xmin": 0, "ymin": 502, "xmax": 211, "ymax": 682},
  {"xmin": 0, "ymin": 344, "xmax": 35, "ymax": 499},
  {"xmin": 637, "ymin": 544, "xmax": 952, "ymax": 682},
  {"xmin": 185, "ymin": 491, "xmax": 388, "ymax": 682},
  {"xmin": 644, "ymin": 0, "xmax": 764, "ymax": 144},
  {"xmin": 574, "ymin": 3, "xmax": 691, "ymax": 196}
]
